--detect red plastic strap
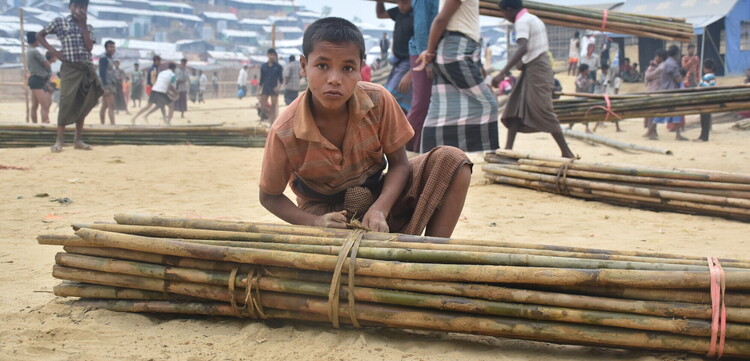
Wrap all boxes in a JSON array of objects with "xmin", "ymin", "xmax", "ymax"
[
  {"xmin": 584, "ymin": 94, "xmax": 622, "ymax": 123},
  {"xmin": 601, "ymin": 10, "xmax": 609, "ymax": 30},
  {"xmin": 706, "ymin": 256, "xmax": 726, "ymax": 359}
]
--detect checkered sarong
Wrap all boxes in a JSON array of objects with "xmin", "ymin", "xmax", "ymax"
[{"xmin": 420, "ymin": 32, "xmax": 499, "ymax": 154}]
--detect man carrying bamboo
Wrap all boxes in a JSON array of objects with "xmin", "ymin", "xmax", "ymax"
[
  {"xmin": 36, "ymin": 0, "xmax": 103, "ymax": 152},
  {"xmin": 492, "ymin": 0, "xmax": 574, "ymax": 158}
]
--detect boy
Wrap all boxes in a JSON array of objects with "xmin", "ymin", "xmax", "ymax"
[
  {"xmin": 259, "ymin": 17, "xmax": 471, "ymax": 237},
  {"xmin": 259, "ymin": 48, "xmax": 283, "ymax": 124},
  {"xmin": 695, "ymin": 59, "xmax": 716, "ymax": 142},
  {"xmin": 573, "ymin": 63, "xmax": 593, "ymax": 133},
  {"xmin": 36, "ymin": 0, "xmax": 103, "ymax": 152},
  {"xmin": 131, "ymin": 62, "xmax": 176, "ymax": 125}
]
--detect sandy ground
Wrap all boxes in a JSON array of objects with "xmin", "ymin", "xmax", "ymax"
[{"xmin": 1, "ymin": 86, "xmax": 749, "ymax": 360}]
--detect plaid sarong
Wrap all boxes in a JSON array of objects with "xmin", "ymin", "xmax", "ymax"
[
  {"xmin": 297, "ymin": 146, "xmax": 471, "ymax": 235},
  {"xmin": 420, "ymin": 32, "xmax": 499, "ymax": 154},
  {"xmin": 57, "ymin": 62, "xmax": 103, "ymax": 126}
]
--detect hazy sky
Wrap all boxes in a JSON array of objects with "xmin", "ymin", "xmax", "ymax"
[{"xmin": 297, "ymin": 0, "xmax": 392, "ymax": 27}]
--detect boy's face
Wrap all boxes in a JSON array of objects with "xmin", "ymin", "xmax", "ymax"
[
  {"xmin": 69, "ymin": 3, "xmax": 87, "ymax": 20},
  {"xmin": 267, "ymin": 52, "xmax": 277, "ymax": 63},
  {"xmin": 300, "ymin": 41, "xmax": 361, "ymax": 113}
]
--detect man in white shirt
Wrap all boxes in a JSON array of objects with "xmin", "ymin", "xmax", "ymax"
[
  {"xmin": 493, "ymin": 0, "xmax": 574, "ymax": 158},
  {"xmin": 131, "ymin": 62, "xmax": 176, "ymax": 125},
  {"xmin": 237, "ymin": 65, "xmax": 248, "ymax": 99}
]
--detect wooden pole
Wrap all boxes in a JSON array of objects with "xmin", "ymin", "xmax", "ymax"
[{"xmin": 19, "ymin": 8, "xmax": 29, "ymax": 123}]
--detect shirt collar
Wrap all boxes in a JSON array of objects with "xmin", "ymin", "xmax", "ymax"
[
  {"xmin": 293, "ymin": 84, "xmax": 375, "ymax": 144},
  {"xmin": 515, "ymin": 8, "xmax": 528, "ymax": 22}
]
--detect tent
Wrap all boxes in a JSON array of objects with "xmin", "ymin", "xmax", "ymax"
[{"xmin": 614, "ymin": 0, "xmax": 750, "ymax": 75}]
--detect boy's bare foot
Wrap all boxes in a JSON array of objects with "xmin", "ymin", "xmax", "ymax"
[
  {"xmin": 50, "ymin": 144, "xmax": 63, "ymax": 153},
  {"xmin": 74, "ymin": 141, "xmax": 92, "ymax": 150}
]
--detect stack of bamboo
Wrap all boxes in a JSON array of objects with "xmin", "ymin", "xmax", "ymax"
[
  {"xmin": 0, "ymin": 124, "xmax": 267, "ymax": 148},
  {"xmin": 478, "ymin": 1, "xmax": 694, "ymax": 42},
  {"xmin": 40, "ymin": 214, "xmax": 750, "ymax": 357},
  {"xmin": 369, "ymin": 0, "xmax": 693, "ymax": 41},
  {"xmin": 483, "ymin": 150, "xmax": 750, "ymax": 222},
  {"xmin": 555, "ymin": 86, "xmax": 750, "ymax": 124}
]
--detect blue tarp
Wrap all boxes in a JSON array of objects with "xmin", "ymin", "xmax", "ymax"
[
  {"xmin": 614, "ymin": 0, "xmax": 750, "ymax": 74},
  {"xmin": 725, "ymin": 0, "xmax": 750, "ymax": 75}
]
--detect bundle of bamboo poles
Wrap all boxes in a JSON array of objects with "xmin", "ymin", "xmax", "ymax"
[
  {"xmin": 367, "ymin": 0, "xmax": 693, "ymax": 42},
  {"xmin": 39, "ymin": 213, "xmax": 750, "ymax": 357},
  {"xmin": 555, "ymin": 86, "xmax": 750, "ymax": 124},
  {"xmin": 0, "ymin": 124, "xmax": 267, "ymax": 148},
  {"xmin": 483, "ymin": 150, "xmax": 750, "ymax": 222}
]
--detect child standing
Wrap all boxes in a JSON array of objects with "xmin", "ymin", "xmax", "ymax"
[
  {"xmin": 695, "ymin": 59, "xmax": 716, "ymax": 142},
  {"xmin": 36, "ymin": 0, "xmax": 103, "ymax": 152},
  {"xmin": 259, "ymin": 17, "xmax": 471, "ymax": 237},
  {"xmin": 572, "ymin": 63, "xmax": 593, "ymax": 133}
]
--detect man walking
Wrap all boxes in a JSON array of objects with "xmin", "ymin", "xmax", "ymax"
[
  {"xmin": 259, "ymin": 48, "xmax": 283, "ymax": 123},
  {"xmin": 283, "ymin": 55, "xmax": 300, "ymax": 105},
  {"xmin": 494, "ymin": 0, "xmax": 574, "ymax": 158}
]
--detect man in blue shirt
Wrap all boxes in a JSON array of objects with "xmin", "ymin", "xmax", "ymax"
[
  {"xmin": 405, "ymin": 0, "xmax": 437, "ymax": 152},
  {"xmin": 259, "ymin": 48, "xmax": 283, "ymax": 124}
]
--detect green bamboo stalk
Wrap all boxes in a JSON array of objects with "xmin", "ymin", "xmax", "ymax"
[
  {"xmin": 50, "ymin": 255, "xmax": 750, "ymax": 340},
  {"xmin": 112, "ymin": 213, "xmax": 750, "ymax": 263},
  {"xmin": 74, "ymin": 223, "xmax": 749, "ymax": 268},
  {"xmin": 59, "ymin": 245, "xmax": 750, "ymax": 318},
  {"xmin": 73, "ymin": 228, "xmax": 750, "ymax": 290}
]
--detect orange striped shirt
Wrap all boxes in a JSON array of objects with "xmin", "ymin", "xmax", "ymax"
[{"xmin": 259, "ymin": 82, "xmax": 414, "ymax": 202}]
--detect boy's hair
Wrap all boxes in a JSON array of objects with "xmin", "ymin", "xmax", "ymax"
[
  {"xmin": 667, "ymin": 45, "xmax": 679, "ymax": 58},
  {"xmin": 289, "ymin": 55, "xmax": 295, "ymax": 61},
  {"xmin": 104, "ymin": 40, "xmax": 114, "ymax": 48},
  {"xmin": 574, "ymin": 31, "xmax": 580, "ymax": 38},
  {"xmin": 679, "ymin": 68, "xmax": 687, "ymax": 77},
  {"xmin": 167, "ymin": 62, "xmax": 176, "ymax": 70},
  {"xmin": 26, "ymin": 31, "xmax": 36, "ymax": 44},
  {"xmin": 703, "ymin": 58, "xmax": 716, "ymax": 71},
  {"xmin": 655, "ymin": 49, "xmax": 668, "ymax": 60},
  {"xmin": 601, "ymin": 63, "xmax": 610, "ymax": 71},
  {"xmin": 688, "ymin": 44, "xmax": 696, "ymax": 49},
  {"xmin": 498, "ymin": 0, "xmax": 523, "ymax": 10},
  {"xmin": 45, "ymin": 51, "xmax": 52, "ymax": 60},
  {"xmin": 578, "ymin": 63, "xmax": 589, "ymax": 73},
  {"xmin": 180, "ymin": 58, "xmax": 187, "ymax": 63},
  {"xmin": 302, "ymin": 17, "xmax": 366, "ymax": 60},
  {"xmin": 69, "ymin": 0, "xmax": 88, "ymax": 5},
  {"xmin": 152, "ymin": 55, "xmax": 161, "ymax": 62},
  {"xmin": 267, "ymin": 48, "xmax": 277, "ymax": 55}
]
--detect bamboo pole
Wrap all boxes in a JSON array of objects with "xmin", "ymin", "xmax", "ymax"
[
  {"xmin": 71, "ymin": 228, "xmax": 750, "ymax": 290},
  {"xmin": 111, "ymin": 213, "xmax": 750, "ymax": 263},
  {"xmin": 51, "ymin": 255, "xmax": 750, "ymax": 339},
  {"xmin": 562, "ymin": 128, "xmax": 673, "ymax": 155},
  {"xmin": 58, "ymin": 245, "xmax": 750, "ymax": 314},
  {"xmin": 483, "ymin": 165, "xmax": 750, "ymax": 211},
  {"xmin": 69, "ymin": 224, "xmax": 750, "ymax": 268},
  {"xmin": 70, "ymin": 292, "xmax": 750, "ymax": 357},
  {"xmin": 67, "ymin": 224, "xmax": 738, "ymax": 272}
]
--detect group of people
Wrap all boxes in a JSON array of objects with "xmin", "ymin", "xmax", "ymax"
[{"xmin": 644, "ymin": 44, "xmax": 717, "ymax": 142}]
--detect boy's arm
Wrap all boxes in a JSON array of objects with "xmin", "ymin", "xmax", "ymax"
[
  {"xmin": 259, "ymin": 191, "xmax": 347, "ymax": 228},
  {"xmin": 36, "ymin": 28, "xmax": 63, "ymax": 61},
  {"xmin": 362, "ymin": 146, "xmax": 410, "ymax": 232}
]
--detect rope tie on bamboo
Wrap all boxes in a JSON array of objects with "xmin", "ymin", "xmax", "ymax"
[
  {"xmin": 555, "ymin": 159, "xmax": 575, "ymax": 195},
  {"xmin": 227, "ymin": 266, "xmax": 267, "ymax": 319},
  {"xmin": 584, "ymin": 94, "xmax": 622, "ymax": 124},
  {"xmin": 328, "ymin": 228, "xmax": 366, "ymax": 328},
  {"xmin": 706, "ymin": 257, "xmax": 726, "ymax": 359}
]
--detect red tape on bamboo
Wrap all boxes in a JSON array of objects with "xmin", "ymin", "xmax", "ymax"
[
  {"xmin": 601, "ymin": 10, "xmax": 608, "ymax": 30},
  {"xmin": 584, "ymin": 94, "xmax": 622, "ymax": 124},
  {"xmin": 707, "ymin": 257, "xmax": 727, "ymax": 358}
]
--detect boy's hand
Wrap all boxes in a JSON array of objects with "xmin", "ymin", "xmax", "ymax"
[
  {"xmin": 51, "ymin": 50, "xmax": 64, "ymax": 61},
  {"xmin": 314, "ymin": 210, "xmax": 348, "ymax": 229},
  {"xmin": 362, "ymin": 209, "xmax": 388, "ymax": 233}
]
